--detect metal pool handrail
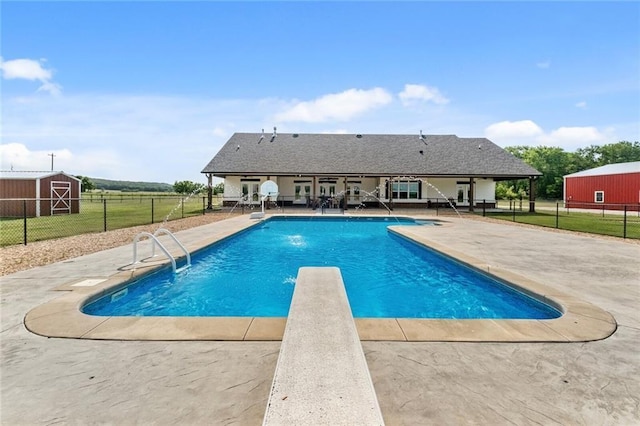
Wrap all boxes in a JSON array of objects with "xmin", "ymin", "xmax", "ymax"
[{"xmin": 132, "ymin": 228, "xmax": 191, "ymax": 273}]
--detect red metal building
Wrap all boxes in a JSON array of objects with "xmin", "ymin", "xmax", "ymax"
[
  {"xmin": 0, "ymin": 171, "xmax": 81, "ymax": 217},
  {"xmin": 564, "ymin": 161, "xmax": 640, "ymax": 210}
]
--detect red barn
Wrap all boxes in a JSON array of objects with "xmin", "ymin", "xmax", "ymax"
[
  {"xmin": 0, "ymin": 171, "xmax": 82, "ymax": 217},
  {"xmin": 564, "ymin": 161, "xmax": 640, "ymax": 210}
]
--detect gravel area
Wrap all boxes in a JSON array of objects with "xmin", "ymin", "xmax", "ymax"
[{"xmin": 0, "ymin": 213, "xmax": 240, "ymax": 276}]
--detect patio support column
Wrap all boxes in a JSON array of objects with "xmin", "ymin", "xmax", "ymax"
[
  {"xmin": 468, "ymin": 177, "xmax": 475, "ymax": 212},
  {"xmin": 206, "ymin": 173, "xmax": 213, "ymax": 210},
  {"xmin": 343, "ymin": 176, "xmax": 348, "ymax": 210},
  {"xmin": 529, "ymin": 176, "xmax": 536, "ymax": 212},
  {"xmin": 313, "ymin": 176, "xmax": 317, "ymax": 205}
]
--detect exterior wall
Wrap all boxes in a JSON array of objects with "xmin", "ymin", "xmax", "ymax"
[
  {"xmin": 475, "ymin": 179, "xmax": 496, "ymax": 203},
  {"xmin": 422, "ymin": 178, "xmax": 457, "ymax": 202},
  {"xmin": 0, "ymin": 178, "xmax": 37, "ymax": 198},
  {"xmin": 222, "ymin": 175, "xmax": 496, "ymax": 208},
  {"xmin": 565, "ymin": 172, "xmax": 640, "ymax": 207},
  {"xmin": 0, "ymin": 179, "xmax": 37, "ymax": 217}
]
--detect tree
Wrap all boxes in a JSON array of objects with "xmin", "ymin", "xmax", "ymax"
[
  {"xmin": 495, "ymin": 183, "xmax": 527, "ymax": 200},
  {"xmin": 212, "ymin": 182, "xmax": 224, "ymax": 195},
  {"xmin": 75, "ymin": 175, "xmax": 96, "ymax": 192},
  {"xmin": 504, "ymin": 146, "xmax": 573, "ymax": 200},
  {"xmin": 173, "ymin": 180, "xmax": 206, "ymax": 195},
  {"xmin": 596, "ymin": 141, "xmax": 640, "ymax": 165}
]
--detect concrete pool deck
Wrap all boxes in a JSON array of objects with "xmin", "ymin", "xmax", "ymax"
[{"xmin": 2, "ymin": 213, "xmax": 639, "ymax": 424}]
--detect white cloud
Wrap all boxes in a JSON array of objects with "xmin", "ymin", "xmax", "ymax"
[
  {"xmin": 484, "ymin": 120, "xmax": 610, "ymax": 151},
  {"xmin": 485, "ymin": 120, "xmax": 544, "ymax": 141},
  {"xmin": 0, "ymin": 57, "xmax": 62, "ymax": 95},
  {"xmin": 275, "ymin": 88, "xmax": 392, "ymax": 123},
  {"xmin": 539, "ymin": 126, "xmax": 606, "ymax": 148},
  {"xmin": 398, "ymin": 84, "xmax": 449, "ymax": 106},
  {"xmin": 575, "ymin": 101, "xmax": 587, "ymax": 109}
]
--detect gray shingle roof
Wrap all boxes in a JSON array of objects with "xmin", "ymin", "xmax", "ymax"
[{"xmin": 201, "ymin": 133, "xmax": 541, "ymax": 178}]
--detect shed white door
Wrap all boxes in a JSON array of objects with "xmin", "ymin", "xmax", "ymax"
[{"xmin": 51, "ymin": 181, "xmax": 71, "ymax": 214}]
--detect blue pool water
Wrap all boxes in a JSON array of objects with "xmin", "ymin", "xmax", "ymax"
[{"xmin": 83, "ymin": 217, "xmax": 561, "ymax": 319}]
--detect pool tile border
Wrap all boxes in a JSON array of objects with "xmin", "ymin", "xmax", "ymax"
[{"xmin": 24, "ymin": 214, "xmax": 617, "ymax": 342}]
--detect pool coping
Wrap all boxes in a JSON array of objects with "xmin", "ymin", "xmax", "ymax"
[{"xmin": 24, "ymin": 214, "xmax": 617, "ymax": 342}]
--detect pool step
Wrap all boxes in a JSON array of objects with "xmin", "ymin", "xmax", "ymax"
[{"xmin": 263, "ymin": 267, "xmax": 385, "ymax": 426}]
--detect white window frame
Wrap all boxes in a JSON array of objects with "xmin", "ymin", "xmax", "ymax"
[
  {"xmin": 594, "ymin": 191, "xmax": 604, "ymax": 203},
  {"xmin": 391, "ymin": 180, "xmax": 420, "ymax": 200}
]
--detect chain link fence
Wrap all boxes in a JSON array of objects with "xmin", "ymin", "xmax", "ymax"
[
  {"xmin": 480, "ymin": 200, "xmax": 640, "ymax": 239},
  {"xmin": 0, "ymin": 195, "xmax": 216, "ymax": 246}
]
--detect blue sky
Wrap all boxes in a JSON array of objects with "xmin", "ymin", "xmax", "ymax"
[{"xmin": 1, "ymin": 1, "xmax": 639, "ymax": 184}]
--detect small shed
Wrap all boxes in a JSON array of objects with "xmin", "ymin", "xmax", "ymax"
[
  {"xmin": 0, "ymin": 171, "xmax": 82, "ymax": 217},
  {"xmin": 564, "ymin": 161, "xmax": 640, "ymax": 209}
]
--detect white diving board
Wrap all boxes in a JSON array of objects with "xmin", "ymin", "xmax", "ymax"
[{"xmin": 263, "ymin": 267, "xmax": 385, "ymax": 426}]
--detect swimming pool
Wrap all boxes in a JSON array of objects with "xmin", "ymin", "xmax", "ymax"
[{"xmin": 83, "ymin": 216, "xmax": 561, "ymax": 319}]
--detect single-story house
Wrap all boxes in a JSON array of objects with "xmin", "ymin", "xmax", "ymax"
[
  {"xmin": 0, "ymin": 171, "xmax": 81, "ymax": 217},
  {"xmin": 201, "ymin": 132, "xmax": 542, "ymax": 212},
  {"xmin": 564, "ymin": 161, "xmax": 640, "ymax": 209}
]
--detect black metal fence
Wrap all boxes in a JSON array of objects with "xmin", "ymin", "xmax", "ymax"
[
  {"xmin": 482, "ymin": 201, "xmax": 640, "ymax": 239},
  {"xmin": 0, "ymin": 196, "xmax": 214, "ymax": 246}
]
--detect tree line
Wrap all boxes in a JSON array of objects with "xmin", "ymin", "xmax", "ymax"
[
  {"xmin": 497, "ymin": 141, "xmax": 640, "ymax": 200},
  {"xmin": 76, "ymin": 176, "xmax": 223, "ymax": 195}
]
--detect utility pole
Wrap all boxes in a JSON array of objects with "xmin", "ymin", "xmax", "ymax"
[{"xmin": 48, "ymin": 153, "xmax": 56, "ymax": 171}]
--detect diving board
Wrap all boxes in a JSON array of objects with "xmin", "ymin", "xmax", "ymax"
[{"xmin": 263, "ymin": 267, "xmax": 385, "ymax": 426}]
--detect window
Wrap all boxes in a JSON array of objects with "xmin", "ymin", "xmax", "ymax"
[
  {"xmin": 391, "ymin": 181, "xmax": 420, "ymax": 199},
  {"xmin": 594, "ymin": 191, "xmax": 604, "ymax": 203}
]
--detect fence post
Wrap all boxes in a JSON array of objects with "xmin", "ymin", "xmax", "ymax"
[
  {"xmin": 151, "ymin": 198, "xmax": 155, "ymax": 224},
  {"xmin": 482, "ymin": 199, "xmax": 486, "ymax": 217},
  {"xmin": 23, "ymin": 200, "xmax": 27, "ymax": 245},
  {"xmin": 556, "ymin": 202, "xmax": 559, "ymax": 228},
  {"xmin": 181, "ymin": 197, "xmax": 185, "ymax": 218},
  {"xmin": 512, "ymin": 201, "xmax": 516, "ymax": 222},
  {"xmin": 202, "ymin": 196, "xmax": 206, "ymax": 215},
  {"xmin": 623, "ymin": 205, "xmax": 627, "ymax": 239},
  {"xmin": 103, "ymin": 199, "xmax": 107, "ymax": 232}
]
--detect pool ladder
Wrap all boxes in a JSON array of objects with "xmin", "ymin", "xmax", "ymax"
[{"xmin": 132, "ymin": 228, "xmax": 191, "ymax": 273}]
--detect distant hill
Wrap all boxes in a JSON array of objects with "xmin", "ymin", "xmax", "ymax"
[{"xmin": 91, "ymin": 178, "xmax": 173, "ymax": 192}]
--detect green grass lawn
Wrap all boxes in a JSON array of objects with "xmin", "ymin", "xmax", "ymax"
[{"xmin": 484, "ymin": 209, "xmax": 640, "ymax": 239}]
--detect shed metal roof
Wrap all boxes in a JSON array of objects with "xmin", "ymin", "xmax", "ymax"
[
  {"xmin": 0, "ymin": 171, "xmax": 80, "ymax": 181},
  {"xmin": 564, "ymin": 161, "xmax": 640, "ymax": 178},
  {"xmin": 201, "ymin": 133, "xmax": 541, "ymax": 178}
]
